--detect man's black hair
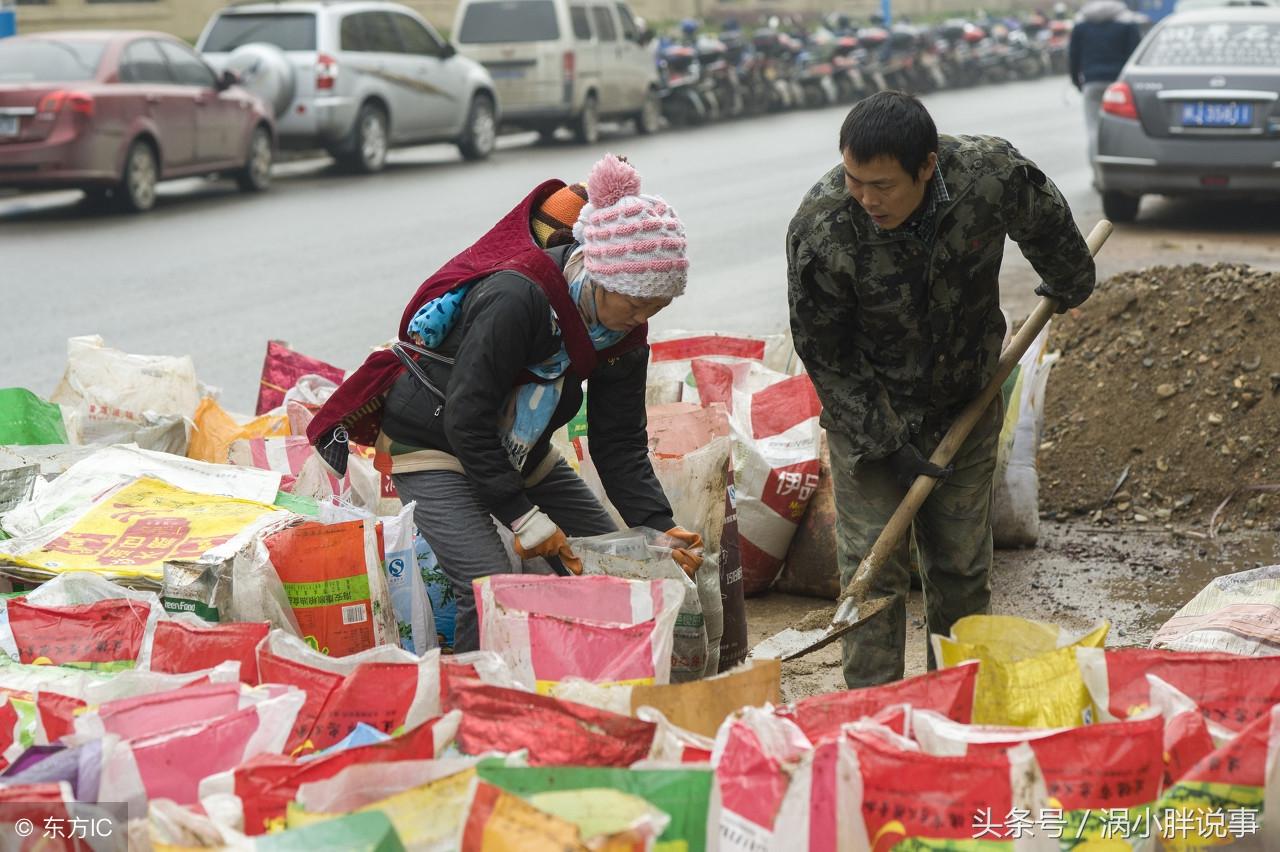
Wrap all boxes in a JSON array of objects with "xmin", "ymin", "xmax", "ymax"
[{"xmin": 838, "ymin": 91, "xmax": 938, "ymax": 181}]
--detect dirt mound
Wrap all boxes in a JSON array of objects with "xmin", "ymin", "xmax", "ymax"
[{"xmin": 1039, "ymin": 263, "xmax": 1280, "ymax": 530}]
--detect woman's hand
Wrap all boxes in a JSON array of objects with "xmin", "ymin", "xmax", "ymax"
[
  {"xmin": 512, "ymin": 508, "xmax": 583, "ymax": 575},
  {"xmin": 666, "ymin": 527, "xmax": 704, "ymax": 577}
]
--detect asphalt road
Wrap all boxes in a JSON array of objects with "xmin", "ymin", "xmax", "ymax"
[{"xmin": 4, "ymin": 75, "xmax": 1278, "ymax": 413}]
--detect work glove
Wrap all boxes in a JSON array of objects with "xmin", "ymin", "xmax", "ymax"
[
  {"xmin": 1035, "ymin": 282, "xmax": 1086, "ymax": 314},
  {"xmin": 665, "ymin": 527, "xmax": 705, "ymax": 578},
  {"xmin": 511, "ymin": 508, "xmax": 582, "ymax": 575},
  {"xmin": 887, "ymin": 443, "xmax": 954, "ymax": 490}
]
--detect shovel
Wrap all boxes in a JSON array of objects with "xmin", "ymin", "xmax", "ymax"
[{"xmin": 751, "ymin": 219, "xmax": 1114, "ymax": 663}]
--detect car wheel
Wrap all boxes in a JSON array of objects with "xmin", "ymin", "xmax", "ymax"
[
  {"xmin": 634, "ymin": 89, "xmax": 661, "ymax": 135},
  {"xmin": 457, "ymin": 94, "xmax": 497, "ymax": 161},
  {"xmin": 572, "ymin": 94, "xmax": 600, "ymax": 145},
  {"xmin": 117, "ymin": 139, "xmax": 158, "ymax": 213},
  {"xmin": 340, "ymin": 103, "xmax": 389, "ymax": 174},
  {"xmin": 236, "ymin": 125, "xmax": 273, "ymax": 192},
  {"xmin": 1101, "ymin": 191, "xmax": 1140, "ymax": 224}
]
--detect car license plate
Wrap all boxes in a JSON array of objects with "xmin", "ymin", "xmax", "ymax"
[
  {"xmin": 1180, "ymin": 101, "xmax": 1253, "ymax": 128},
  {"xmin": 0, "ymin": 115, "xmax": 19, "ymax": 137},
  {"xmin": 490, "ymin": 67, "xmax": 526, "ymax": 79}
]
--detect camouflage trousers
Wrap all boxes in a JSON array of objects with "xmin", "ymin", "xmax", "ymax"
[{"xmin": 829, "ymin": 397, "xmax": 1003, "ymax": 689}]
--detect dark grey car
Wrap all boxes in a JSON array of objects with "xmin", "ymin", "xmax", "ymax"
[{"xmin": 1093, "ymin": 7, "xmax": 1280, "ymax": 221}]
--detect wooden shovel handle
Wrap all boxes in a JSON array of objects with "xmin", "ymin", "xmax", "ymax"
[{"xmin": 842, "ymin": 220, "xmax": 1114, "ymax": 604}]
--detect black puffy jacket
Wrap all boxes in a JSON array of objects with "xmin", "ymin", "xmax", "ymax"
[{"xmin": 381, "ymin": 245, "xmax": 675, "ymax": 531}]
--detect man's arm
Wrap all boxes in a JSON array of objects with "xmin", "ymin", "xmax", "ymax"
[
  {"xmin": 787, "ymin": 232, "xmax": 910, "ymax": 461},
  {"xmin": 1002, "ymin": 157, "xmax": 1096, "ymax": 311}
]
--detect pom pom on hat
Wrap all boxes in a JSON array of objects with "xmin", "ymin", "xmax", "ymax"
[
  {"xmin": 573, "ymin": 155, "xmax": 689, "ymax": 301},
  {"xmin": 586, "ymin": 155, "xmax": 641, "ymax": 208}
]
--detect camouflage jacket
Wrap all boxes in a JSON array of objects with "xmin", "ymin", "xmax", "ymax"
[{"xmin": 786, "ymin": 134, "xmax": 1095, "ymax": 461}]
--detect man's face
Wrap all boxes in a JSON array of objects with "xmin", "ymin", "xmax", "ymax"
[{"xmin": 843, "ymin": 150, "xmax": 938, "ymax": 230}]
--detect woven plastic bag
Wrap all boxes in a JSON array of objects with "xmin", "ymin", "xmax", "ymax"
[
  {"xmin": 476, "ymin": 574, "xmax": 683, "ymax": 690},
  {"xmin": 932, "ymin": 615, "xmax": 1108, "ymax": 727}
]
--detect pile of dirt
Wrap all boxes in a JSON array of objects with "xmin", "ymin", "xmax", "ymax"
[{"xmin": 1039, "ymin": 262, "xmax": 1280, "ymax": 531}]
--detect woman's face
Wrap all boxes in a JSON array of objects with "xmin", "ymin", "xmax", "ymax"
[{"xmin": 595, "ymin": 287, "xmax": 672, "ymax": 333}]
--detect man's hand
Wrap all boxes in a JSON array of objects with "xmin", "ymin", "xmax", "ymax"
[
  {"xmin": 512, "ymin": 508, "xmax": 583, "ymax": 575},
  {"xmin": 666, "ymin": 527, "xmax": 704, "ymax": 578},
  {"xmin": 888, "ymin": 443, "xmax": 954, "ymax": 489},
  {"xmin": 1035, "ymin": 282, "xmax": 1086, "ymax": 314}
]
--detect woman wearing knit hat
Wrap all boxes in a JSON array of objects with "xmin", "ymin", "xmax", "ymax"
[{"xmin": 375, "ymin": 154, "xmax": 702, "ymax": 653}]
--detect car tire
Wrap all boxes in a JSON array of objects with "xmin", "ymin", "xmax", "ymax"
[
  {"xmin": 1101, "ymin": 191, "xmax": 1140, "ymax": 224},
  {"xmin": 340, "ymin": 102, "xmax": 389, "ymax": 174},
  {"xmin": 236, "ymin": 125, "xmax": 273, "ymax": 192},
  {"xmin": 457, "ymin": 93, "xmax": 497, "ymax": 161},
  {"xmin": 634, "ymin": 89, "xmax": 661, "ymax": 135},
  {"xmin": 572, "ymin": 94, "xmax": 600, "ymax": 145},
  {"xmin": 117, "ymin": 139, "xmax": 158, "ymax": 214}
]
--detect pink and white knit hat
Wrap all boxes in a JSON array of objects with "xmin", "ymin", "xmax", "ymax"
[{"xmin": 572, "ymin": 155, "xmax": 688, "ymax": 300}]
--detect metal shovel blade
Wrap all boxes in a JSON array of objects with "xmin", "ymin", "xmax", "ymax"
[{"xmin": 749, "ymin": 594, "xmax": 895, "ymax": 662}]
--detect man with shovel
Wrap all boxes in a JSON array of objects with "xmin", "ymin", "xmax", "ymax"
[{"xmin": 786, "ymin": 91, "xmax": 1096, "ymax": 688}]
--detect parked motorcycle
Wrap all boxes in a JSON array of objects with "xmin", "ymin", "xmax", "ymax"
[{"xmin": 657, "ymin": 42, "xmax": 710, "ymax": 127}]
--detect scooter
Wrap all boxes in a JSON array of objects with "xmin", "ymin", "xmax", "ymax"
[{"xmin": 657, "ymin": 42, "xmax": 710, "ymax": 127}]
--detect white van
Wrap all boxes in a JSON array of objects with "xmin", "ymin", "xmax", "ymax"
[{"xmin": 452, "ymin": 0, "xmax": 660, "ymax": 144}]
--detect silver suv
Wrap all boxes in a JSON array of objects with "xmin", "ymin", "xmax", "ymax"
[
  {"xmin": 197, "ymin": 1, "xmax": 499, "ymax": 172},
  {"xmin": 453, "ymin": 0, "xmax": 661, "ymax": 144}
]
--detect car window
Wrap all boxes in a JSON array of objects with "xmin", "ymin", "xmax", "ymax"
[
  {"xmin": 359, "ymin": 11, "xmax": 405, "ymax": 53},
  {"xmin": 158, "ymin": 40, "xmax": 217, "ymax": 88},
  {"xmin": 1139, "ymin": 20, "xmax": 1280, "ymax": 66},
  {"xmin": 201, "ymin": 12, "xmax": 317, "ymax": 52},
  {"xmin": 591, "ymin": 6, "xmax": 618, "ymax": 41},
  {"xmin": 341, "ymin": 13, "xmax": 368, "ymax": 51},
  {"xmin": 120, "ymin": 39, "xmax": 173, "ymax": 85},
  {"xmin": 570, "ymin": 5, "xmax": 593, "ymax": 39},
  {"xmin": 393, "ymin": 12, "xmax": 446, "ymax": 57},
  {"xmin": 614, "ymin": 3, "xmax": 638, "ymax": 40},
  {"xmin": 0, "ymin": 38, "xmax": 106, "ymax": 83},
  {"xmin": 456, "ymin": 0, "xmax": 561, "ymax": 44}
]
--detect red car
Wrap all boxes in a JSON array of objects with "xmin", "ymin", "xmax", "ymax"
[{"xmin": 0, "ymin": 30, "xmax": 275, "ymax": 212}]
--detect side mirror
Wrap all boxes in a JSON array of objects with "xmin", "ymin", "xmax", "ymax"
[
  {"xmin": 442, "ymin": 42, "xmax": 458, "ymax": 58},
  {"xmin": 217, "ymin": 69, "xmax": 239, "ymax": 90},
  {"xmin": 639, "ymin": 27, "xmax": 655, "ymax": 45}
]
